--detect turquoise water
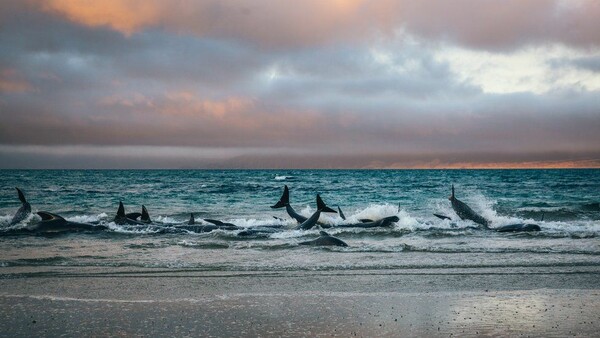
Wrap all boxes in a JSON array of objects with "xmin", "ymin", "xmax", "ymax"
[{"xmin": 0, "ymin": 169, "xmax": 599, "ymax": 271}]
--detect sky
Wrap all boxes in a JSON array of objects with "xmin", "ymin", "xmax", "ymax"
[{"xmin": 0, "ymin": 0, "xmax": 599, "ymax": 169}]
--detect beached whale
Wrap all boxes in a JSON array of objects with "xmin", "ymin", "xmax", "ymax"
[
  {"xmin": 176, "ymin": 217, "xmax": 241, "ymax": 233},
  {"xmin": 10, "ymin": 188, "xmax": 31, "ymax": 225},
  {"xmin": 33, "ymin": 212, "xmax": 108, "ymax": 233},
  {"xmin": 329, "ymin": 206, "xmax": 398, "ymax": 228},
  {"xmin": 114, "ymin": 202, "xmax": 145, "ymax": 225},
  {"xmin": 297, "ymin": 194, "xmax": 337, "ymax": 230},
  {"xmin": 123, "ymin": 205, "xmax": 152, "ymax": 224},
  {"xmin": 335, "ymin": 215, "xmax": 400, "ymax": 228},
  {"xmin": 495, "ymin": 223, "xmax": 541, "ymax": 232},
  {"xmin": 442, "ymin": 185, "xmax": 541, "ymax": 232},
  {"xmin": 299, "ymin": 231, "xmax": 348, "ymax": 247},
  {"xmin": 449, "ymin": 185, "xmax": 490, "ymax": 227}
]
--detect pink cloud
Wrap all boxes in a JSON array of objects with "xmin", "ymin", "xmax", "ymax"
[
  {"xmin": 39, "ymin": 0, "xmax": 600, "ymax": 49},
  {"xmin": 0, "ymin": 69, "xmax": 33, "ymax": 93}
]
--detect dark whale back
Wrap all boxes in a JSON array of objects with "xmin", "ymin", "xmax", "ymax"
[
  {"xmin": 36, "ymin": 211, "xmax": 106, "ymax": 232},
  {"xmin": 299, "ymin": 231, "xmax": 348, "ymax": 247},
  {"xmin": 495, "ymin": 223, "xmax": 541, "ymax": 232}
]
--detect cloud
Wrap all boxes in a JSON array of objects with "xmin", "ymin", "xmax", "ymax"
[
  {"xmin": 0, "ymin": 1, "xmax": 599, "ymax": 168},
  {"xmin": 37, "ymin": 0, "xmax": 600, "ymax": 50},
  {"xmin": 0, "ymin": 69, "xmax": 33, "ymax": 93}
]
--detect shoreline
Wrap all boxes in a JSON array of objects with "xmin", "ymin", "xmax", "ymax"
[{"xmin": 1, "ymin": 267, "xmax": 599, "ymax": 337}]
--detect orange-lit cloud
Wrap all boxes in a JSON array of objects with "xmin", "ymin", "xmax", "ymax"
[
  {"xmin": 0, "ymin": 69, "xmax": 33, "ymax": 93},
  {"xmin": 38, "ymin": 0, "xmax": 600, "ymax": 49},
  {"xmin": 42, "ymin": 0, "xmax": 161, "ymax": 36}
]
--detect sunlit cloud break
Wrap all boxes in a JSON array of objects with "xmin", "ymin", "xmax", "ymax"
[{"xmin": 0, "ymin": 0, "xmax": 599, "ymax": 168}]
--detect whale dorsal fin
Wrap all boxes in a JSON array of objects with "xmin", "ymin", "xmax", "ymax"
[
  {"xmin": 188, "ymin": 213, "xmax": 195, "ymax": 225},
  {"xmin": 37, "ymin": 211, "xmax": 64, "ymax": 221},
  {"xmin": 319, "ymin": 231, "xmax": 329, "ymax": 236},
  {"xmin": 337, "ymin": 206, "xmax": 346, "ymax": 220},
  {"xmin": 540, "ymin": 213, "xmax": 545, "ymax": 222},
  {"xmin": 141, "ymin": 205, "xmax": 151, "ymax": 222},
  {"xmin": 271, "ymin": 185, "xmax": 290, "ymax": 209},
  {"xmin": 117, "ymin": 201, "xmax": 125, "ymax": 218},
  {"xmin": 316, "ymin": 194, "xmax": 336, "ymax": 213},
  {"xmin": 16, "ymin": 187, "xmax": 27, "ymax": 204}
]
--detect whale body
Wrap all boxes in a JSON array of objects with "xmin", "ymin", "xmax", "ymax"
[
  {"xmin": 449, "ymin": 185, "xmax": 490, "ymax": 227},
  {"xmin": 299, "ymin": 231, "xmax": 348, "ymax": 247}
]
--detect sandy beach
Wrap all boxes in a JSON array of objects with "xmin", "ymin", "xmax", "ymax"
[{"xmin": 1, "ymin": 265, "xmax": 599, "ymax": 337}]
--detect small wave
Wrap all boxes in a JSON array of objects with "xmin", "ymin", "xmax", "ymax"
[{"xmin": 274, "ymin": 175, "xmax": 294, "ymax": 181}]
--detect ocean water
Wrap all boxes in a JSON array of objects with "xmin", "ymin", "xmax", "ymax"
[{"xmin": 0, "ymin": 169, "xmax": 598, "ymax": 272}]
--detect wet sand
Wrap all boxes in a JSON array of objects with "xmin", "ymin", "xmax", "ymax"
[{"xmin": 1, "ymin": 266, "xmax": 599, "ymax": 337}]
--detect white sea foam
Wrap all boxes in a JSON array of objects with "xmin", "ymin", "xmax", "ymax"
[{"xmin": 66, "ymin": 213, "xmax": 108, "ymax": 223}]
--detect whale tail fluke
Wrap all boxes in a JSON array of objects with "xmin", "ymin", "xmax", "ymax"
[
  {"xmin": 271, "ymin": 185, "xmax": 290, "ymax": 209},
  {"xmin": 16, "ymin": 187, "xmax": 27, "ymax": 204},
  {"xmin": 141, "ymin": 205, "xmax": 151, "ymax": 223},
  {"xmin": 188, "ymin": 213, "xmax": 195, "ymax": 225},
  {"xmin": 316, "ymin": 194, "xmax": 336, "ymax": 213}
]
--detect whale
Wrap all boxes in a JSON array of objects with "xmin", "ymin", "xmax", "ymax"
[
  {"xmin": 125, "ymin": 212, "xmax": 142, "ymax": 220},
  {"xmin": 495, "ymin": 223, "xmax": 541, "ymax": 232},
  {"xmin": 123, "ymin": 206, "xmax": 152, "ymax": 223},
  {"xmin": 331, "ymin": 206, "xmax": 397, "ymax": 228},
  {"xmin": 297, "ymin": 194, "xmax": 337, "ymax": 230},
  {"xmin": 176, "ymin": 217, "xmax": 241, "ymax": 233},
  {"xmin": 299, "ymin": 231, "xmax": 348, "ymax": 247},
  {"xmin": 271, "ymin": 185, "xmax": 334, "ymax": 228},
  {"xmin": 271, "ymin": 185, "xmax": 309, "ymax": 223},
  {"xmin": 114, "ymin": 202, "xmax": 145, "ymax": 225},
  {"xmin": 449, "ymin": 185, "xmax": 490, "ymax": 227},
  {"xmin": 444, "ymin": 186, "xmax": 541, "ymax": 232},
  {"xmin": 141, "ymin": 205, "xmax": 152, "ymax": 224},
  {"xmin": 10, "ymin": 188, "xmax": 31, "ymax": 225},
  {"xmin": 335, "ymin": 215, "xmax": 399, "ymax": 228},
  {"xmin": 32, "ymin": 212, "xmax": 108, "ymax": 233},
  {"xmin": 237, "ymin": 227, "xmax": 282, "ymax": 237},
  {"xmin": 204, "ymin": 219, "xmax": 238, "ymax": 228},
  {"xmin": 433, "ymin": 213, "xmax": 452, "ymax": 221}
]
